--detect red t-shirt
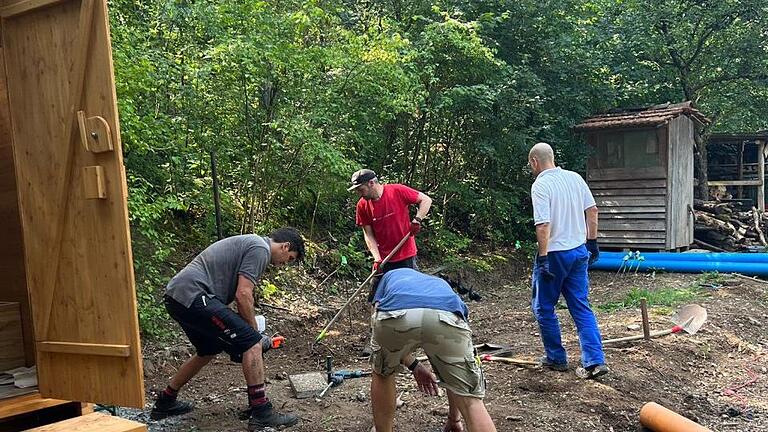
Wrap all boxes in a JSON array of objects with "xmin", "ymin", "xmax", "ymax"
[{"xmin": 355, "ymin": 184, "xmax": 420, "ymax": 262}]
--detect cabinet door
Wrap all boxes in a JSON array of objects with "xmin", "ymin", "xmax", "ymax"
[{"xmin": 1, "ymin": 0, "xmax": 145, "ymax": 408}]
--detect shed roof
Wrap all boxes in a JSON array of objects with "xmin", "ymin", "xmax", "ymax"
[
  {"xmin": 574, "ymin": 102, "xmax": 710, "ymax": 132},
  {"xmin": 708, "ymin": 132, "xmax": 768, "ymax": 144}
]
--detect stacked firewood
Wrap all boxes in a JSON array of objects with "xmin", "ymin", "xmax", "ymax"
[{"xmin": 693, "ymin": 200, "xmax": 768, "ymax": 251}]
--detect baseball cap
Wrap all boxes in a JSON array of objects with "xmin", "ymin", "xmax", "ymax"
[{"xmin": 348, "ymin": 169, "xmax": 377, "ymax": 191}]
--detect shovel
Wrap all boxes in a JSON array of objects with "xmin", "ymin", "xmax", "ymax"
[{"xmin": 603, "ymin": 304, "xmax": 707, "ymax": 345}]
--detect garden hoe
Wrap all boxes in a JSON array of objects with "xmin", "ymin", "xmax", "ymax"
[
  {"xmin": 603, "ymin": 304, "xmax": 707, "ymax": 345},
  {"xmin": 314, "ymin": 232, "xmax": 411, "ymax": 344}
]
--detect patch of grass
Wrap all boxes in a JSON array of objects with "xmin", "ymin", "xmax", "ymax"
[
  {"xmin": 695, "ymin": 271, "xmax": 726, "ymax": 286},
  {"xmin": 597, "ymin": 286, "xmax": 702, "ymax": 312}
]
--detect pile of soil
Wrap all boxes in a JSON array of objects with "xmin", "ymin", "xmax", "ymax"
[{"xmin": 129, "ymin": 261, "xmax": 768, "ymax": 431}]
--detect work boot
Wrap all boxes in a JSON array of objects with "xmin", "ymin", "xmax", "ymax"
[
  {"xmin": 582, "ymin": 364, "xmax": 610, "ymax": 379},
  {"xmin": 150, "ymin": 396, "xmax": 194, "ymax": 420},
  {"xmin": 248, "ymin": 401, "xmax": 299, "ymax": 430},
  {"xmin": 539, "ymin": 356, "xmax": 568, "ymax": 372}
]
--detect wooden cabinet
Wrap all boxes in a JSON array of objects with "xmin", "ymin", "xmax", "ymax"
[{"xmin": 0, "ymin": 0, "xmax": 145, "ymax": 428}]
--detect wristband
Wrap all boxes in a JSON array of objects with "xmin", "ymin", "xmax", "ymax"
[{"xmin": 407, "ymin": 359, "xmax": 419, "ymax": 372}]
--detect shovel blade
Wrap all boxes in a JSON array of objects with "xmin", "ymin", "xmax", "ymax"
[{"xmin": 671, "ymin": 304, "xmax": 707, "ymax": 335}]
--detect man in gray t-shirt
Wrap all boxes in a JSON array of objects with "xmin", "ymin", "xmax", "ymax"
[
  {"xmin": 152, "ymin": 227, "xmax": 305, "ymax": 431},
  {"xmin": 165, "ymin": 235, "xmax": 272, "ymax": 307}
]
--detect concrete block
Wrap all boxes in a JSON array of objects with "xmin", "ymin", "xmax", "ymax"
[{"xmin": 288, "ymin": 372, "xmax": 327, "ymax": 399}]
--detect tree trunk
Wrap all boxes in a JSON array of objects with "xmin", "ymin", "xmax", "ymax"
[
  {"xmin": 694, "ymin": 127, "xmax": 708, "ymax": 199},
  {"xmin": 210, "ymin": 147, "xmax": 223, "ymax": 240}
]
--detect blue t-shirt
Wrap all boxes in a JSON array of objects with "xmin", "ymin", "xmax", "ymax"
[{"xmin": 373, "ymin": 268, "xmax": 469, "ymax": 320}]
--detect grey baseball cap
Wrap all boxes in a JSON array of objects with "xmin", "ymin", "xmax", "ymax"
[{"xmin": 348, "ymin": 169, "xmax": 377, "ymax": 191}]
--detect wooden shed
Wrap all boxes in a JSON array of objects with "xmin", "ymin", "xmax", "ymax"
[
  {"xmin": 1, "ymin": 0, "xmax": 146, "ymax": 430},
  {"xmin": 574, "ymin": 102, "xmax": 710, "ymax": 251}
]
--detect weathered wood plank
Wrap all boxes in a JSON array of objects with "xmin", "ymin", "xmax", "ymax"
[
  {"xmin": 592, "ymin": 188, "xmax": 666, "ymax": 197},
  {"xmin": 707, "ymin": 180, "xmax": 761, "ymax": 186},
  {"xmin": 589, "ymin": 179, "xmax": 667, "ymax": 189},
  {"xmin": 597, "ymin": 197, "xmax": 666, "ymax": 207},
  {"xmin": 600, "ymin": 207, "xmax": 666, "ymax": 214},
  {"xmin": 588, "ymin": 166, "xmax": 666, "ymax": 181},
  {"xmin": 600, "ymin": 213, "xmax": 666, "ymax": 220},
  {"xmin": 599, "ymin": 242, "xmax": 666, "ymax": 250},
  {"xmin": 599, "ymin": 232, "xmax": 667, "ymax": 240},
  {"xmin": 600, "ymin": 220, "xmax": 666, "ymax": 231}
]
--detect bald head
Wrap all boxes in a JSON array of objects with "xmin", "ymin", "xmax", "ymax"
[
  {"xmin": 528, "ymin": 142, "xmax": 556, "ymax": 176},
  {"xmin": 529, "ymin": 142, "xmax": 555, "ymax": 164}
]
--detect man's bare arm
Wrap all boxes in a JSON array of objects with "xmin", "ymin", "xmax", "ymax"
[
  {"xmin": 585, "ymin": 206, "xmax": 599, "ymax": 240},
  {"xmin": 414, "ymin": 192, "xmax": 432, "ymax": 220},
  {"xmin": 235, "ymin": 275, "xmax": 258, "ymax": 329},
  {"xmin": 362, "ymin": 225, "xmax": 382, "ymax": 262},
  {"xmin": 535, "ymin": 223, "xmax": 551, "ymax": 256}
]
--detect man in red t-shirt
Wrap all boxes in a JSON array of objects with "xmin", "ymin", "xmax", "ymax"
[{"xmin": 349, "ymin": 169, "xmax": 432, "ymax": 289}]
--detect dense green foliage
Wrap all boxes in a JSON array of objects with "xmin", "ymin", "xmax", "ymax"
[{"xmin": 107, "ymin": 0, "xmax": 768, "ymax": 335}]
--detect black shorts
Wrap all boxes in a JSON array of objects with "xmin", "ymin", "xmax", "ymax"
[{"xmin": 164, "ymin": 294, "xmax": 263, "ymax": 359}]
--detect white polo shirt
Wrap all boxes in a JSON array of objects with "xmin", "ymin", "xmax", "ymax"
[{"xmin": 531, "ymin": 167, "xmax": 596, "ymax": 252}]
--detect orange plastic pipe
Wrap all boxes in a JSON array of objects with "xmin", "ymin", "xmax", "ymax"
[{"xmin": 639, "ymin": 402, "xmax": 712, "ymax": 432}]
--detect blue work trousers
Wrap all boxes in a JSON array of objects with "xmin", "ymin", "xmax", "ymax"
[{"xmin": 531, "ymin": 245, "xmax": 605, "ymax": 368}]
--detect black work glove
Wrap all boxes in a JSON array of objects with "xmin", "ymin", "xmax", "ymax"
[
  {"xmin": 586, "ymin": 239, "xmax": 599, "ymax": 265},
  {"xmin": 535, "ymin": 255, "xmax": 555, "ymax": 282}
]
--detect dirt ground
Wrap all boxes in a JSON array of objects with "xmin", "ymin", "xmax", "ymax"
[{"xmin": 124, "ymin": 259, "xmax": 768, "ymax": 431}]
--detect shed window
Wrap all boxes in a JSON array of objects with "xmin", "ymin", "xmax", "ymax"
[{"xmin": 595, "ymin": 129, "xmax": 660, "ymax": 169}]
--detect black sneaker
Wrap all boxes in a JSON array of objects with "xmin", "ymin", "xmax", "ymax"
[
  {"xmin": 358, "ymin": 344, "xmax": 373, "ymax": 359},
  {"xmin": 150, "ymin": 397, "xmax": 194, "ymax": 420},
  {"xmin": 539, "ymin": 356, "xmax": 568, "ymax": 372},
  {"xmin": 584, "ymin": 364, "xmax": 609, "ymax": 379},
  {"xmin": 248, "ymin": 401, "xmax": 299, "ymax": 430}
]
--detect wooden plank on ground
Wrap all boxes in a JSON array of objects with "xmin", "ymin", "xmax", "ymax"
[
  {"xmin": 24, "ymin": 412, "xmax": 146, "ymax": 431},
  {"xmin": 0, "ymin": 393, "xmax": 71, "ymax": 419}
]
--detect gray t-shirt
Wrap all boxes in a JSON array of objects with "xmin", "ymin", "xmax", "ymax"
[{"xmin": 165, "ymin": 235, "xmax": 271, "ymax": 307}]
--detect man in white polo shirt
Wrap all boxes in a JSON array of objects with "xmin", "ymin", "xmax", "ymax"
[{"xmin": 528, "ymin": 142, "xmax": 608, "ymax": 379}]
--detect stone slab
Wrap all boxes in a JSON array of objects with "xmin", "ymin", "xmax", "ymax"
[{"xmin": 288, "ymin": 372, "xmax": 328, "ymax": 399}]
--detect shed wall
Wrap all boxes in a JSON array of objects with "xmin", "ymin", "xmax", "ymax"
[
  {"xmin": 587, "ymin": 128, "xmax": 668, "ymax": 250},
  {"xmin": 666, "ymin": 116, "xmax": 694, "ymax": 249}
]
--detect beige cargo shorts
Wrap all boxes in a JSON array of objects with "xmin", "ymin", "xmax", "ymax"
[{"xmin": 370, "ymin": 308, "xmax": 486, "ymax": 398}]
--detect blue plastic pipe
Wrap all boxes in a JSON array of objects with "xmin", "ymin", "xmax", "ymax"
[
  {"xmin": 600, "ymin": 251, "xmax": 768, "ymax": 263},
  {"xmin": 591, "ymin": 256, "xmax": 768, "ymax": 277}
]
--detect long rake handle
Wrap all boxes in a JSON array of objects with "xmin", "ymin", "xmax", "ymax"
[{"xmin": 315, "ymin": 233, "xmax": 411, "ymax": 342}]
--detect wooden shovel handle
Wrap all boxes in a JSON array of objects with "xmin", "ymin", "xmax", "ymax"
[
  {"xmin": 480, "ymin": 355, "xmax": 539, "ymax": 366},
  {"xmin": 603, "ymin": 326, "xmax": 682, "ymax": 345}
]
